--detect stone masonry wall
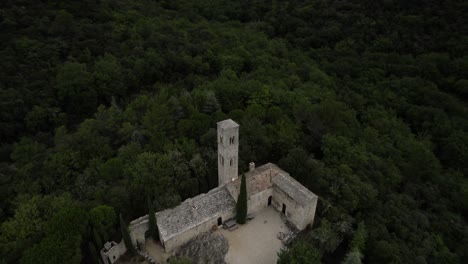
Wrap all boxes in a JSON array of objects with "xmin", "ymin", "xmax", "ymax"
[
  {"xmin": 101, "ymin": 241, "xmax": 126, "ymax": 264},
  {"xmin": 248, "ymin": 188, "xmax": 273, "ymax": 214},
  {"xmin": 302, "ymin": 196, "xmax": 318, "ymax": 229},
  {"xmin": 129, "ymin": 215, "xmax": 150, "ymax": 247},
  {"xmin": 164, "ymin": 209, "xmax": 235, "ymax": 252},
  {"xmin": 217, "ymin": 122, "xmax": 239, "ymax": 186},
  {"xmin": 227, "ymin": 168, "xmax": 273, "ymax": 203},
  {"xmin": 272, "ymin": 185, "xmax": 307, "ymax": 230}
]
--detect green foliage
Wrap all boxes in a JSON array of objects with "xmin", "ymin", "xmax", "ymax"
[
  {"xmin": 88, "ymin": 242, "xmax": 99, "ymax": 264},
  {"xmin": 49, "ymin": 10, "xmax": 76, "ymax": 36},
  {"xmin": 93, "ymin": 227, "xmax": 103, "ymax": 250},
  {"xmin": 147, "ymin": 196, "xmax": 158, "ymax": 240},
  {"xmin": 278, "ymin": 240, "xmax": 321, "ymax": 264},
  {"xmin": 349, "ymin": 222, "xmax": 367, "ymax": 253},
  {"xmin": 55, "ymin": 62, "xmax": 96, "ymax": 115},
  {"xmin": 341, "ymin": 222, "xmax": 367, "ymax": 263},
  {"xmin": 89, "ymin": 205, "xmax": 116, "ymax": 241},
  {"xmin": 342, "ymin": 249, "xmax": 362, "ymax": 264},
  {"xmin": 0, "ymin": 194, "xmax": 81, "ymax": 263},
  {"xmin": 20, "ymin": 233, "xmax": 83, "ymax": 264},
  {"xmin": 17, "ymin": 196, "xmax": 87, "ymax": 264},
  {"xmin": 1, "ymin": 0, "xmax": 467, "ymax": 263},
  {"xmin": 119, "ymin": 214, "xmax": 136, "ymax": 256},
  {"xmin": 93, "ymin": 53, "xmax": 125, "ymax": 101},
  {"xmin": 10, "ymin": 138, "xmax": 46, "ymax": 166},
  {"xmin": 310, "ymin": 219, "xmax": 342, "ymax": 254},
  {"xmin": 0, "ymin": 195, "xmax": 88, "ymax": 263},
  {"xmin": 236, "ymin": 174, "xmax": 248, "ymax": 224}
]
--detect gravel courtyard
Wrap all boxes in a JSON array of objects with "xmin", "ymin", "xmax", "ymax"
[
  {"xmin": 145, "ymin": 240, "xmax": 170, "ymax": 263},
  {"xmin": 144, "ymin": 207, "xmax": 291, "ymax": 264},
  {"xmin": 218, "ymin": 206, "xmax": 291, "ymax": 264}
]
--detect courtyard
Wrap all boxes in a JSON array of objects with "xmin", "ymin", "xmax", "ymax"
[
  {"xmin": 144, "ymin": 206, "xmax": 291, "ymax": 264},
  {"xmin": 218, "ymin": 206, "xmax": 291, "ymax": 264}
]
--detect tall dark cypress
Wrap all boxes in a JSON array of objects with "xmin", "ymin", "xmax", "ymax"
[
  {"xmin": 88, "ymin": 242, "xmax": 99, "ymax": 264},
  {"xmin": 119, "ymin": 214, "xmax": 137, "ymax": 255},
  {"xmin": 236, "ymin": 174, "xmax": 248, "ymax": 224},
  {"xmin": 93, "ymin": 227, "xmax": 103, "ymax": 250},
  {"xmin": 147, "ymin": 196, "xmax": 159, "ymax": 240}
]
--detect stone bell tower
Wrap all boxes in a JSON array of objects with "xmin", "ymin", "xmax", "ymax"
[{"xmin": 217, "ymin": 119, "xmax": 239, "ymax": 186}]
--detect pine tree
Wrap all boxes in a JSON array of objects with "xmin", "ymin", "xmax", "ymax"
[
  {"xmin": 119, "ymin": 214, "xmax": 137, "ymax": 255},
  {"xmin": 349, "ymin": 222, "xmax": 367, "ymax": 252},
  {"xmin": 342, "ymin": 249, "xmax": 363, "ymax": 264},
  {"xmin": 236, "ymin": 174, "xmax": 248, "ymax": 224},
  {"xmin": 147, "ymin": 196, "xmax": 159, "ymax": 240}
]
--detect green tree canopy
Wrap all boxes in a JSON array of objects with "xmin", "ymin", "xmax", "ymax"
[{"xmin": 278, "ymin": 240, "xmax": 321, "ymax": 264}]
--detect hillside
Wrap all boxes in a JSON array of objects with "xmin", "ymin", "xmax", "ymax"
[{"xmin": 0, "ymin": 0, "xmax": 467, "ymax": 263}]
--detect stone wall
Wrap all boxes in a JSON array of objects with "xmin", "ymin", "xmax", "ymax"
[
  {"xmin": 100, "ymin": 215, "xmax": 152, "ymax": 264},
  {"xmin": 164, "ymin": 209, "xmax": 235, "ymax": 252},
  {"xmin": 129, "ymin": 215, "xmax": 150, "ymax": 247},
  {"xmin": 248, "ymin": 188, "xmax": 273, "ymax": 214},
  {"xmin": 227, "ymin": 166, "xmax": 273, "ymax": 204},
  {"xmin": 302, "ymin": 196, "xmax": 318, "ymax": 229},
  {"xmin": 101, "ymin": 241, "xmax": 126, "ymax": 264},
  {"xmin": 272, "ymin": 185, "xmax": 307, "ymax": 230}
]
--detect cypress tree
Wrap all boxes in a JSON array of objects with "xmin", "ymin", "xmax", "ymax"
[
  {"xmin": 119, "ymin": 214, "xmax": 137, "ymax": 255},
  {"xmin": 147, "ymin": 196, "xmax": 159, "ymax": 240},
  {"xmin": 100, "ymin": 228, "xmax": 109, "ymax": 244},
  {"xmin": 88, "ymin": 242, "xmax": 99, "ymax": 264},
  {"xmin": 93, "ymin": 227, "xmax": 103, "ymax": 249},
  {"xmin": 236, "ymin": 174, "xmax": 248, "ymax": 224}
]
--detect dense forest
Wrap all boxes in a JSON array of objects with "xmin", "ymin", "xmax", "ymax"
[{"xmin": 1, "ymin": 0, "xmax": 467, "ymax": 263}]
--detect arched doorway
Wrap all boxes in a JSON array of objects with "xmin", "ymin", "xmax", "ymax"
[
  {"xmin": 268, "ymin": 196, "xmax": 272, "ymax": 206},
  {"xmin": 217, "ymin": 217, "xmax": 222, "ymax": 226},
  {"xmin": 282, "ymin": 203, "xmax": 286, "ymax": 214}
]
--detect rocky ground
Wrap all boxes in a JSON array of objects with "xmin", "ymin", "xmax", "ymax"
[{"xmin": 175, "ymin": 232, "xmax": 229, "ymax": 264}]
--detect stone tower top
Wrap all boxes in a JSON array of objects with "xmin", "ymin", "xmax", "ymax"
[
  {"xmin": 217, "ymin": 119, "xmax": 239, "ymax": 130},
  {"xmin": 217, "ymin": 119, "xmax": 239, "ymax": 186}
]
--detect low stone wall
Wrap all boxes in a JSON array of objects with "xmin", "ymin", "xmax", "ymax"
[
  {"xmin": 101, "ymin": 215, "xmax": 152, "ymax": 264},
  {"xmin": 101, "ymin": 241, "xmax": 126, "ymax": 264},
  {"xmin": 129, "ymin": 215, "xmax": 150, "ymax": 247}
]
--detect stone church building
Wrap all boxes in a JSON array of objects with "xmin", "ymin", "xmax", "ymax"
[{"xmin": 101, "ymin": 119, "xmax": 318, "ymax": 263}]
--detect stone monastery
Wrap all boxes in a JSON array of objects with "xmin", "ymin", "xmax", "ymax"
[{"xmin": 101, "ymin": 119, "xmax": 318, "ymax": 263}]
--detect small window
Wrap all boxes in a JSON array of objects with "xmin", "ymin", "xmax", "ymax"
[
  {"xmin": 222, "ymin": 156, "xmax": 224, "ymax": 166},
  {"xmin": 230, "ymin": 159, "xmax": 233, "ymax": 166},
  {"xmin": 220, "ymin": 136, "xmax": 223, "ymax": 144}
]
